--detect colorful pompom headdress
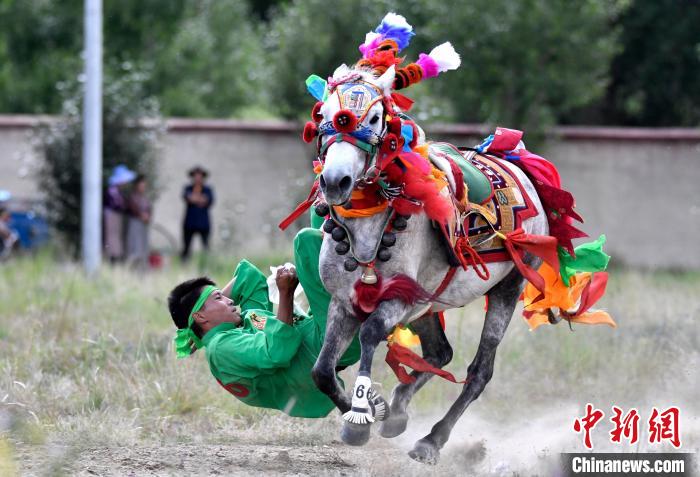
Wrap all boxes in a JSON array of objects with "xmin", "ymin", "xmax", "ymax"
[
  {"xmin": 356, "ymin": 13, "xmax": 461, "ymax": 91},
  {"xmin": 304, "ymin": 12, "xmax": 461, "ymax": 105}
]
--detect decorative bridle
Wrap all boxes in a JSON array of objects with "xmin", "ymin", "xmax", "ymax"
[
  {"xmin": 298, "ymin": 75, "xmax": 423, "ymax": 283},
  {"xmin": 303, "ymin": 76, "xmax": 410, "ymax": 195}
]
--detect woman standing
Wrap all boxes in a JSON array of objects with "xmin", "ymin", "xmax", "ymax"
[
  {"xmin": 104, "ymin": 165, "xmax": 136, "ymax": 263},
  {"xmin": 126, "ymin": 175, "xmax": 152, "ymax": 268},
  {"xmin": 181, "ymin": 166, "xmax": 214, "ymax": 260}
]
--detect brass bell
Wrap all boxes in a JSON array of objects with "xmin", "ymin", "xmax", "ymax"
[{"xmin": 360, "ymin": 266, "xmax": 378, "ymax": 284}]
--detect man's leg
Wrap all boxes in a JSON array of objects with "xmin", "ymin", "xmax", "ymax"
[
  {"xmin": 181, "ymin": 226, "xmax": 194, "ymax": 260},
  {"xmin": 201, "ymin": 227, "xmax": 210, "ymax": 250},
  {"xmin": 293, "ymin": 228, "xmax": 360, "ymax": 367}
]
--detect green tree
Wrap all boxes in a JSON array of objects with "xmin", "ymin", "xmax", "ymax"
[
  {"xmin": 0, "ymin": 0, "xmax": 266, "ymax": 118},
  {"xmin": 423, "ymin": 0, "xmax": 619, "ymax": 131},
  {"xmin": 603, "ymin": 0, "xmax": 700, "ymax": 126},
  {"xmin": 153, "ymin": 0, "xmax": 268, "ymax": 117},
  {"xmin": 36, "ymin": 69, "xmax": 162, "ymax": 252},
  {"xmin": 265, "ymin": 0, "xmax": 618, "ymax": 131}
]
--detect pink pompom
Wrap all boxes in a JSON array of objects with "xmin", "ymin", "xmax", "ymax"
[{"xmin": 416, "ymin": 53, "xmax": 440, "ymax": 78}]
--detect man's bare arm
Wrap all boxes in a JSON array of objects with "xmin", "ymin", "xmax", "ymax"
[{"xmin": 275, "ymin": 267, "xmax": 299, "ymax": 326}]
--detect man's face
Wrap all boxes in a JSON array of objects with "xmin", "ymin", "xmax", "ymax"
[{"xmin": 196, "ymin": 289, "xmax": 242, "ymax": 328}]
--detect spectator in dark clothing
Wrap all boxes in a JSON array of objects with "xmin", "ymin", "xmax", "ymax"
[{"xmin": 181, "ymin": 165, "xmax": 214, "ymax": 260}]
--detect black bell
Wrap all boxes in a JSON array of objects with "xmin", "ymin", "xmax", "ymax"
[
  {"xmin": 393, "ymin": 216, "xmax": 408, "ymax": 231},
  {"xmin": 377, "ymin": 247, "xmax": 392, "ymax": 262},
  {"xmin": 344, "ymin": 257, "xmax": 359, "ymax": 272},
  {"xmin": 323, "ymin": 219, "xmax": 336, "ymax": 233},
  {"xmin": 381, "ymin": 232, "xmax": 396, "ymax": 247},
  {"xmin": 335, "ymin": 241, "xmax": 350, "ymax": 255},
  {"xmin": 314, "ymin": 202, "xmax": 330, "ymax": 217},
  {"xmin": 331, "ymin": 227, "xmax": 346, "ymax": 241}
]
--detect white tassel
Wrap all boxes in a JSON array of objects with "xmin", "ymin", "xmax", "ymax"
[
  {"xmin": 343, "ymin": 409, "xmax": 375, "ymax": 424},
  {"xmin": 429, "ymin": 42, "xmax": 461, "ymax": 72},
  {"xmin": 363, "ymin": 31, "xmax": 381, "ymax": 45},
  {"xmin": 367, "ymin": 388, "xmax": 387, "ymax": 421}
]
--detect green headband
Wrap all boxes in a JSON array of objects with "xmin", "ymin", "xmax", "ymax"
[{"xmin": 174, "ymin": 285, "xmax": 216, "ymax": 359}]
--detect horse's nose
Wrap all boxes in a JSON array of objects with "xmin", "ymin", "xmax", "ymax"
[{"xmin": 320, "ymin": 171, "xmax": 353, "ymax": 205}]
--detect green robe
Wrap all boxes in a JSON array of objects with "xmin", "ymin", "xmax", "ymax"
[{"xmin": 201, "ymin": 228, "xmax": 359, "ymax": 418}]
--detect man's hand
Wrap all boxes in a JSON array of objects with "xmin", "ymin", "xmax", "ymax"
[
  {"xmin": 275, "ymin": 266, "xmax": 298, "ymax": 326},
  {"xmin": 275, "ymin": 266, "xmax": 299, "ymax": 296}
]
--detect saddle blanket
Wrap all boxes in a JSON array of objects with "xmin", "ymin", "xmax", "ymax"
[{"xmin": 429, "ymin": 142, "xmax": 539, "ymax": 263}]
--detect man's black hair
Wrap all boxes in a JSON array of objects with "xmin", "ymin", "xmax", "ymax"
[{"xmin": 167, "ymin": 277, "xmax": 215, "ymax": 338}]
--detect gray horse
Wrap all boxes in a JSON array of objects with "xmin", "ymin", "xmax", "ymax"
[{"xmin": 309, "ymin": 65, "xmax": 548, "ymax": 464}]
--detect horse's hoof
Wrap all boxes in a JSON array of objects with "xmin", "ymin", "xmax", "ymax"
[
  {"xmin": 408, "ymin": 439, "xmax": 440, "ymax": 465},
  {"xmin": 378, "ymin": 412, "xmax": 408, "ymax": 438},
  {"xmin": 340, "ymin": 421, "xmax": 371, "ymax": 446}
]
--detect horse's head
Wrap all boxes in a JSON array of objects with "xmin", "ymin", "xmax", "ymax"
[{"xmin": 317, "ymin": 65, "xmax": 396, "ymax": 205}]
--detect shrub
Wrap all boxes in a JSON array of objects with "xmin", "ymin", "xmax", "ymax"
[{"xmin": 35, "ymin": 67, "xmax": 163, "ymax": 255}]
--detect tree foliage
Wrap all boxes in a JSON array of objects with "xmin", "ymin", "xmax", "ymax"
[
  {"xmin": 36, "ymin": 69, "xmax": 162, "ymax": 252},
  {"xmin": 0, "ymin": 0, "xmax": 697, "ymax": 126},
  {"xmin": 603, "ymin": 0, "xmax": 700, "ymax": 126}
]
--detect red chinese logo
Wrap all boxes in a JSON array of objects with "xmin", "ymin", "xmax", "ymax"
[
  {"xmin": 573, "ymin": 405, "xmax": 682, "ymax": 449},
  {"xmin": 648, "ymin": 406, "xmax": 681, "ymax": 448},
  {"xmin": 609, "ymin": 406, "xmax": 640, "ymax": 444},
  {"xmin": 573, "ymin": 403, "xmax": 605, "ymax": 449}
]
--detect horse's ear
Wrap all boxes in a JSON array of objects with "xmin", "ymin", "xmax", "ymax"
[
  {"xmin": 332, "ymin": 64, "xmax": 351, "ymax": 79},
  {"xmin": 376, "ymin": 65, "xmax": 396, "ymax": 96}
]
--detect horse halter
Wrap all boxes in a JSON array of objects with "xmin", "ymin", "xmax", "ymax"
[{"xmin": 307, "ymin": 79, "xmax": 403, "ymax": 187}]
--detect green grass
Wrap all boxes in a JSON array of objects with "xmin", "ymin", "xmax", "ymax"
[{"xmin": 1, "ymin": 253, "xmax": 698, "ymax": 474}]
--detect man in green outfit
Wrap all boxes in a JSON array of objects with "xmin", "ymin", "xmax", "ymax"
[{"xmin": 167, "ymin": 225, "xmax": 386, "ymax": 419}]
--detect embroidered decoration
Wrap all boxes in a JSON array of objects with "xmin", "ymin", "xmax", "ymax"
[{"xmin": 249, "ymin": 312, "xmax": 267, "ymax": 331}]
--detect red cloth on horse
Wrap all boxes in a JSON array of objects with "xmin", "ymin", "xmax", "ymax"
[{"xmin": 486, "ymin": 127, "xmax": 587, "ymax": 255}]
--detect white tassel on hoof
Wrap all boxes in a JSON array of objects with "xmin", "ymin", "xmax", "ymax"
[{"xmin": 342, "ymin": 375, "xmax": 375, "ymax": 424}]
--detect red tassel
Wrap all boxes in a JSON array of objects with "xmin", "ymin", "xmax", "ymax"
[
  {"xmin": 352, "ymin": 273, "xmax": 433, "ymax": 317},
  {"xmin": 311, "ymin": 101, "xmax": 324, "ymax": 123},
  {"xmin": 385, "ymin": 342, "xmax": 468, "ymax": 385},
  {"xmin": 333, "ymin": 109, "xmax": 357, "ymax": 133},
  {"xmin": 393, "ymin": 197, "xmax": 422, "ymax": 216},
  {"xmin": 391, "ymin": 92, "xmax": 414, "ymax": 111},
  {"xmin": 278, "ymin": 181, "xmax": 319, "ymax": 230},
  {"xmin": 408, "ymin": 121, "xmax": 419, "ymax": 149},
  {"xmin": 387, "ymin": 117, "xmax": 403, "ymax": 136},
  {"xmin": 448, "ymin": 158, "xmax": 465, "ymax": 201},
  {"xmin": 302, "ymin": 121, "xmax": 318, "ymax": 143}
]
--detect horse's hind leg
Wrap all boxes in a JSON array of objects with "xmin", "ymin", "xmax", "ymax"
[
  {"xmin": 409, "ymin": 267, "xmax": 526, "ymax": 464},
  {"xmin": 379, "ymin": 312, "xmax": 453, "ymax": 439}
]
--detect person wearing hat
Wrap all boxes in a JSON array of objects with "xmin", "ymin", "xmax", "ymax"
[
  {"xmin": 104, "ymin": 165, "xmax": 136, "ymax": 263},
  {"xmin": 181, "ymin": 165, "xmax": 214, "ymax": 260},
  {"xmin": 166, "ymin": 224, "xmax": 386, "ymax": 419}
]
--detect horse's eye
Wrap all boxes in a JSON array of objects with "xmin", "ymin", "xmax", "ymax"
[{"xmin": 369, "ymin": 115, "xmax": 380, "ymax": 125}]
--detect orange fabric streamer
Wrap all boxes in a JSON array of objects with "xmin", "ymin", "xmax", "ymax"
[
  {"xmin": 522, "ymin": 263, "xmax": 616, "ymax": 331},
  {"xmin": 333, "ymin": 202, "xmax": 389, "ymax": 218}
]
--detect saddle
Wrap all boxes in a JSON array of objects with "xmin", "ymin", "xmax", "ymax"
[{"xmin": 428, "ymin": 142, "xmax": 539, "ymax": 268}]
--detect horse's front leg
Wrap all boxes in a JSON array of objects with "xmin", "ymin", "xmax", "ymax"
[
  {"xmin": 311, "ymin": 298, "xmax": 360, "ymax": 413},
  {"xmin": 340, "ymin": 299, "xmax": 405, "ymax": 446}
]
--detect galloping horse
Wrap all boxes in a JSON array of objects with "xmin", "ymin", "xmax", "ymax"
[{"xmin": 307, "ymin": 64, "xmax": 548, "ymax": 464}]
